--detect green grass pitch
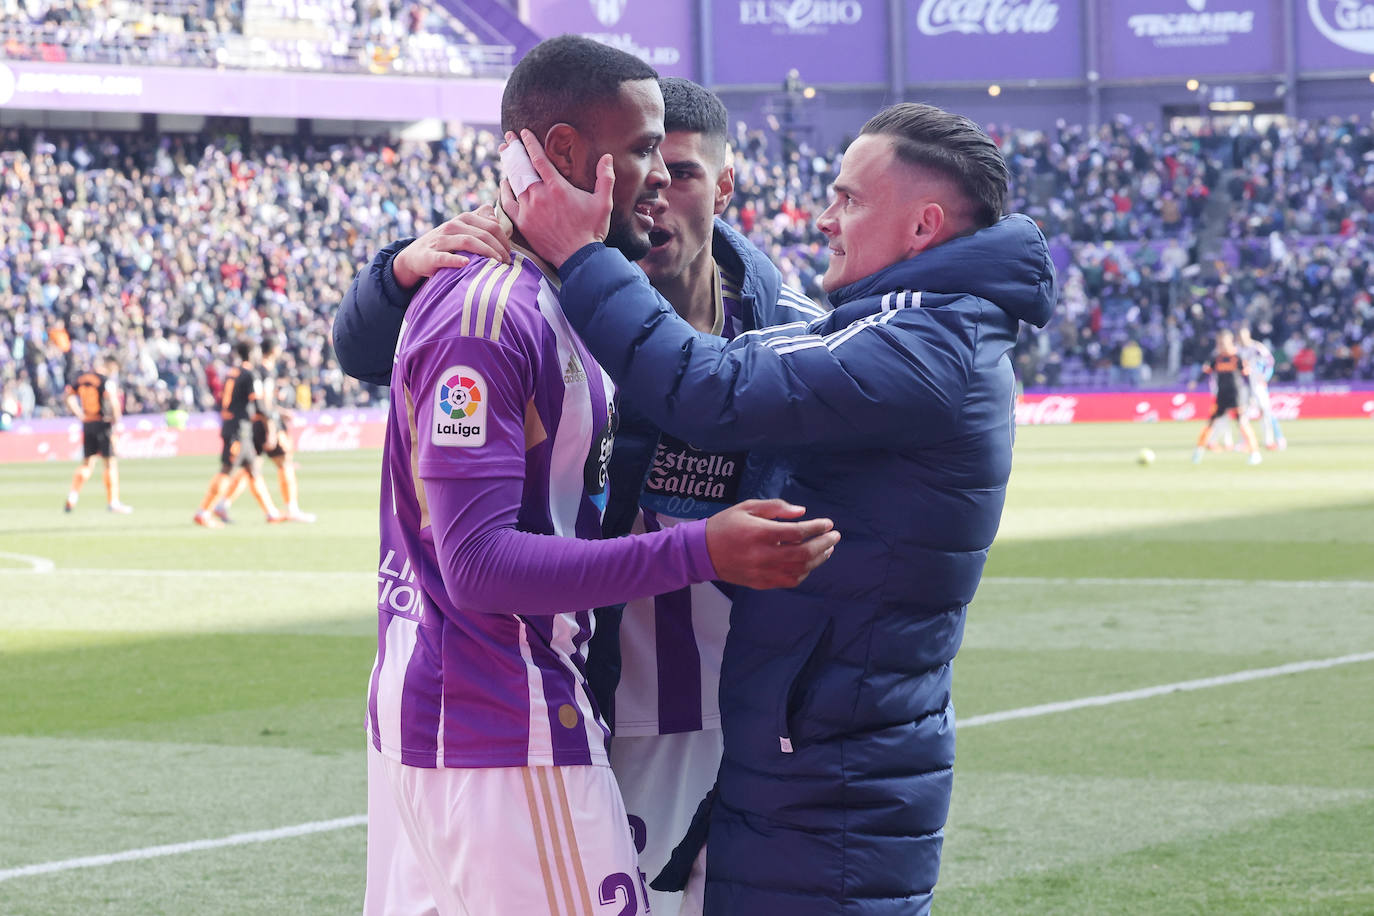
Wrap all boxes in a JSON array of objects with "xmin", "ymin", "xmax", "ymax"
[{"xmin": 2, "ymin": 419, "xmax": 1372, "ymax": 914}]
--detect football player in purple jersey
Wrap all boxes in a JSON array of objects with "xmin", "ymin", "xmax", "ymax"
[{"xmin": 361, "ymin": 37, "xmax": 838, "ymax": 916}]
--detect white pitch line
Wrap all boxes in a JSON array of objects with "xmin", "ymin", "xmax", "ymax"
[
  {"xmin": 0, "ymin": 815, "xmax": 367, "ymax": 883},
  {"xmin": 0, "ymin": 552, "xmax": 55, "ymax": 573},
  {"xmin": 983, "ymin": 576, "xmax": 1374, "ymax": 589},
  {"xmin": 3, "ymin": 652, "xmax": 1372, "ymax": 882},
  {"xmin": 961, "ymin": 650, "xmax": 1374, "ymax": 728},
  {"xmin": 6, "ymin": 571, "xmax": 1372, "ymax": 589},
  {"xmin": 0, "ymin": 567, "xmax": 371, "ymax": 579}
]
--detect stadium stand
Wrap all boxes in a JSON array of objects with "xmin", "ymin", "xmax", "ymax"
[
  {"xmin": 0, "ymin": 0, "xmax": 513, "ymax": 76},
  {"xmin": 1, "ymin": 116, "xmax": 1370, "ymax": 426},
  {"xmin": 724, "ymin": 116, "xmax": 1373, "ymax": 390}
]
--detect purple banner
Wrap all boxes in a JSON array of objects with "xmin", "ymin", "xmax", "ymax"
[
  {"xmin": 710, "ymin": 0, "xmax": 888, "ymax": 86},
  {"xmin": 905, "ymin": 0, "xmax": 1084, "ymax": 83},
  {"xmin": 1099, "ymin": 0, "xmax": 1282, "ymax": 80},
  {"xmin": 6, "ymin": 407, "xmax": 386, "ymax": 436},
  {"xmin": 524, "ymin": 0, "xmax": 696, "ymax": 79},
  {"xmin": 0, "ymin": 60, "xmax": 503, "ymax": 121},
  {"xmin": 1297, "ymin": 0, "xmax": 1374, "ymax": 70}
]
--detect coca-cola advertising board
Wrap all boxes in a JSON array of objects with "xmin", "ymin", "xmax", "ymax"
[
  {"xmin": 905, "ymin": 0, "xmax": 1084, "ymax": 83},
  {"xmin": 523, "ymin": 0, "xmax": 696, "ymax": 79},
  {"xmin": 0, "ymin": 409, "xmax": 387, "ymax": 464},
  {"xmin": 710, "ymin": 0, "xmax": 888, "ymax": 85},
  {"xmin": 1098, "ymin": 0, "xmax": 1283, "ymax": 80},
  {"xmin": 1016, "ymin": 389, "xmax": 1374, "ymax": 425},
  {"xmin": 1297, "ymin": 0, "xmax": 1374, "ymax": 71}
]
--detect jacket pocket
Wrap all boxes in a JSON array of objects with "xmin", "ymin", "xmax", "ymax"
[{"xmin": 774, "ymin": 618, "xmax": 834, "ymax": 754}]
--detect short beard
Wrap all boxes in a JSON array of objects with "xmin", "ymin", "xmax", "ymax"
[{"xmin": 605, "ymin": 211, "xmax": 650, "ymax": 262}]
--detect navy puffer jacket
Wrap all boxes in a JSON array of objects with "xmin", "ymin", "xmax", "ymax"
[
  {"xmin": 555, "ymin": 214, "xmax": 1056, "ymax": 915},
  {"xmin": 329, "ymin": 218, "xmax": 824, "ymax": 723}
]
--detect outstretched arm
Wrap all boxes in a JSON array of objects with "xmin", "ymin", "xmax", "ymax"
[
  {"xmin": 407, "ymin": 330, "xmax": 838, "ymax": 620},
  {"xmin": 430, "ymin": 479, "xmax": 839, "ymax": 615},
  {"xmin": 333, "ymin": 237, "xmax": 416, "ymax": 386},
  {"xmin": 559, "ymin": 247, "xmax": 970, "ymax": 451},
  {"xmin": 499, "ymin": 129, "xmax": 969, "ymax": 452}
]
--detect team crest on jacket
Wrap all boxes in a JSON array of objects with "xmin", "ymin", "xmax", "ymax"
[{"xmin": 432, "ymin": 366, "xmax": 488, "ymax": 447}]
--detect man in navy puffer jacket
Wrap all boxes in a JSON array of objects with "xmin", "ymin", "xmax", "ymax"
[{"xmin": 501, "ymin": 102, "xmax": 1057, "ymax": 914}]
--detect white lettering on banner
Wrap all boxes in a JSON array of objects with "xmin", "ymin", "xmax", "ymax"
[
  {"xmin": 1335, "ymin": 0, "xmax": 1374, "ymax": 26},
  {"xmin": 589, "ymin": 0, "xmax": 628, "ymax": 27},
  {"xmin": 1267, "ymin": 393, "xmax": 1305, "ymax": 421},
  {"xmin": 1126, "ymin": 0, "xmax": 1256, "ymax": 49},
  {"xmin": 738, "ymin": 0, "xmax": 864, "ymax": 33},
  {"xmin": 1169, "ymin": 402, "xmax": 1197, "ymax": 421},
  {"xmin": 583, "ymin": 32, "xmax": 681, "ymax": 66},
  {"xmin": 1015, "ymin": 395, "xmax": 1078, "ymax": 425},
  {"xmin": 14, "ymin": 71, "xmax": 144, "ymax": 97},
  {"xmin": 916, "ymin": 0, "xmax": 1059, "ymax": 36},
  {"xmin": 296, "ymin": 424, "xmax": 363, "ymax": 452},
  {"xmin": 0, "ymin": 64, "xmax": 15, "ymax": 106},
  {"xmin": 115, "ymin": 430, "xmax": 181, "ymax": 459},
  {"xmin": 1308, "ymin": 0, "xmax": 1374, "ymax": 53}
]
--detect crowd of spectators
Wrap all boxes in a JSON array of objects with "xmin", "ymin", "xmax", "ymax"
[
  {"xmin": 0, "ymin": 126, "xmax": 502, "ymax": 422},
  {"xmin": 1, "ymin": 113, "xmax": 1371, "ymax": 427},
  {"xmin": 0, "ymin": 0, "xmax": 507, "ymax": 77},
  {"xmin": 721, "ymin": 114, "xmax": 1373, "ymax": 389}
]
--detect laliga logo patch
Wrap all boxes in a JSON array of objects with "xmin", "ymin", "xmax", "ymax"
[{"xmin": 432, "ymin": 366, "xmax": 488, "ymax": 447}]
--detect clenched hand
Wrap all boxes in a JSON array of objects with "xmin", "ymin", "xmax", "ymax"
[{"xmin": 705, "ymin": 500, "xmax": 840, "ymax": 590}]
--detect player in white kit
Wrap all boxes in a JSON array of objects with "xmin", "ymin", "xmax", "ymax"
[
  {"xmin": 603, "ymin": 78, "xmax": 827, "ymax": 916},
  {"xmin": 1238, "ymin": 325, "xmax": 1286, "ymax": 450}
]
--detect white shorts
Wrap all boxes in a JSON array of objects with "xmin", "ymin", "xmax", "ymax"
[
  {"xmin": 366, "ymin": 744, "xmax": 438, "ymax": 915},
  {"xmin": 610, "ymin": 729, "xmax": 724, "ymax": 916},
  {"xmin": 372, "ymin": 746, "xmax": 649, "ymax": 916}
]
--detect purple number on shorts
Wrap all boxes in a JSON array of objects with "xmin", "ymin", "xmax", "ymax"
[
  {"xmin": 599, "ymin": 872, "xmax": 638, "ymax": 916},
  {"xmin": 638, "ymin": 868, "xmax": 651, "ymax": 909},
  {"xmin": 627, "ymin": 814, "xmax": 648, "ymax": 855}
]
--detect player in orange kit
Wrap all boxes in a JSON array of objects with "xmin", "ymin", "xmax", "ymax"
[{"xmin": 63, "ymin": 355, "xmax": 133, "ymax": 514}]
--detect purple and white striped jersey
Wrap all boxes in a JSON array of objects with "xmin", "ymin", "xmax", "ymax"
[
  {"xmin": 615, "ymin": 267, "xmax": 820, "ymax": 737},
  {"xmin": 368, "ymin": 248, "xmax": 619, "ymax": 769}
]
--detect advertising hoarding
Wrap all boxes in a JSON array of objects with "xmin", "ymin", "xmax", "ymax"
[
  {"xmin": 1016, "ymin": 389, "xmax": 1374, "ymax": 424},
  {"xmin": 906, "ymin": 0, "xmax": 1085, "ymax": 84},
  {"xmin": 0, "ymin": 60, "xmax": 504, "ymax": 121},
  {"xmin": 1098, "ymin": 0, "xmax": 1283, "ymax": 79},
  {"xmin": 710, "ymin": 0, "xmax": 888, "ymax": 85},
  {"xmin": 524, "ymin": 0, "xmax": 696, "ymax": 79},
  {"xmin": 1297, "ymin": 0, "xmax": 1374, "ymax": 70},
  {"xmin": 0, "ymin": 410, "xmax": 387, "ymax": 464}
]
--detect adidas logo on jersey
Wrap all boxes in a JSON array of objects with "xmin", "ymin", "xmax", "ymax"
[{"xmin": 563, "ymin": 354, "xmax": 587, "ymax": 384}]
